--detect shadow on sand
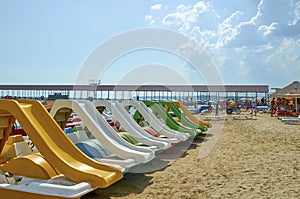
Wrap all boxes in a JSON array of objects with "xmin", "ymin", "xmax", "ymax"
[
  {"xmin": 82, "ymin": 172, "xmax": 154, "ymax": 198},
  {"xmin": 82, "ymin": 135, "xmax": 208, "ymax": 198}
]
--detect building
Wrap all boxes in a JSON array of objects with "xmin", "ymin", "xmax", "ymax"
[
  {"xmin": 270, "ymin": 81, "xmax": 300, "ymax": 115},
  {"xmin": 0, "ymin": 84, "xmax": 269, "ymax": 102}
]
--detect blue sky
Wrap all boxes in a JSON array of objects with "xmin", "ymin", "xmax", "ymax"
[{"xmin": 1, "ymin": 0, "xmax": 300, "ymax": 89}]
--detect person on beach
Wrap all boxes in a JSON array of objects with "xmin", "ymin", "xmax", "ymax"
[
  {"xmin": 270, "ymin": 98, "xmax": 276, "ymax": 117},
  {"xmin": 261, "ymin": 97, "xmax": 266, "ymax": 105},
  {"xmin": 251, "ymin": 100, "xmax": 257, "ymax": 116},
  {"xmin": 215, "ymin": 101, "xmax": 219, "ymax": 116}
]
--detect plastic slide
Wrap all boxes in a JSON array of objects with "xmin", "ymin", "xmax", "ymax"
[
  {"xmin": 172, "ymin": 101, "xmax": 212, "ymax": 128},
  {"xmin": 159, "ymin": 101, "xmax": 208, "ymax": 132},
  {"xmin": 93, "ymin": 100, "xmax": 172, "ymax": 151},
  {"xmin": 121, "ymin": 100, "xmax": 189, "ymax": 141},
  {"xmin": 143, "ymin": 101, "xmax": 200, "ymax": 136},
  {"xmin": 50, "ymin": 100, "xmax": 155, "ymax": 171},
  {"xmin": 0, "ymin": 134, "xmax": 94, "ymax": 199},
  {"xmin": 0, "ymin": 99, "xmax": 123, "ymax": 198}
]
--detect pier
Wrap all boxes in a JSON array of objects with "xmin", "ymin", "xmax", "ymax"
[{"xmin": 0, "ymin": 84, "xmax": 269, "ymax": 102}]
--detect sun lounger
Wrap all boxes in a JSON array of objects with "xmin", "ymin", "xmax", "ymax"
[
  {"xmin": 232, "ymin": 114, "xmax": 253, "ymax": 120},
  {"xmin": 204, "ymin": 115, "xmax": 226, "ymax": 121},
  {"xmin": 281, "ymin": 115, "xmax": 300, "ymax": 125}
]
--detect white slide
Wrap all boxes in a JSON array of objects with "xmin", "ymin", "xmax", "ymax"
[
  {"xmin": 93, "ymin": 100, "xmax": 172, "ymax": 151},
  {"xmin": 50, "ymin": 100, "xmax": 155, "ymax": 171},
  {"xmin": 121, "ymin": 100, "xmax": 189, "ymax": 142}
]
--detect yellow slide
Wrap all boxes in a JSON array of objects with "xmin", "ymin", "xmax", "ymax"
[
  {"xmin": 172, "ymin": 101, "xmax": 212, "ymax": 128},
  {"xmin": 0, "ymin": 99, "xmax": 123, "ymax": 189}
]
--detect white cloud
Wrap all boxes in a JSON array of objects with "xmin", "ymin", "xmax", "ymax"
[
  {"xmin": 145, "ymin": 15, "xmax": 152, "ymax": 21},
  {"xmin": 145, "ymin": 15, "xmax": 155, "ymax": 25},
  {"xmin": 160, "ymin": 0, "xmax": 266, "ymax": 52},
  {"xmin": 258, "ymin": 22, "xmax": 278, "ymax": 36},
  {"xmin": 290, "ymin": 1, "xmax": 300, "ymax": 25},
  {"xmin": 176, "ymin": 4, "xmax": 190, "ymax": 12},
  {"xmin": 215, "ymin": 11, "xmax": 244, "ymax": 48},
  {"xmin": 162, "ymin": 1, "xmax": 211, "ymax": 27},
  {"xmin": 252, "ymin": 43, "xmax": 274, "ymax": 53},
  {"xmin": 162, "ymin": 12, "xmax": 186, "ymax": 26},
  {"xmin": 146, "ymin": 0, "xmax": 300, "ymax": 86},
  {"xmin": 215, "ymin": 0, "xmax": 264, "ymax": 47},
  {"xmin": 270, "ymin": 38, "xmax": 299, "ymax": 59},
  {"xmin": 248, "ymin": 0, "xmax": 263, "ymax": 25},
  {"xmin": 192, "ymin": 1, "xmax": 209, "ymax": 14},
  {"xmin": 151, "ymin": 4, "xmax": 162, "ymax": 10},
  {"xmin": 265, "ymin": 38, "xmax": 300, "ymax": 76}
]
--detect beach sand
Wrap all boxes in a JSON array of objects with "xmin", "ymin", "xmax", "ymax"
[{"xmin": 83, "ymin": 111, "xmax": 300, "ymax": 199}]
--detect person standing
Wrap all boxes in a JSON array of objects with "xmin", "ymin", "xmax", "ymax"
[
  {"xmin": 251, "ymin": 100, "xmax": 257, "ymax": 116},
  {"xmin": 270, "ymin": 98, "xmax": 276, "ymax": 117},
  {"xmin": 215, "ymin": 101, "xmax": 219, "ymax": 116}
]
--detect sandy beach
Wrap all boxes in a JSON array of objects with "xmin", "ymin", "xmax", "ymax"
[{"xmin": 83, "ymin": 111, "xmax": 300, "ymax": 199}]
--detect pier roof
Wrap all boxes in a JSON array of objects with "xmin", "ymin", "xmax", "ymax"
[{"xmin": 0, "ymin": 84, "xmax": 269, "ymax": 93}]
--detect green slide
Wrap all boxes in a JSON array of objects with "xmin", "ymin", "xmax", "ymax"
[
  {"xmin": 143, "ymin": 101, "xmax": 199, "ymax": 137},
  {"xmin": 133, "ymin": 109, "xmax": 147, "ymax": 127},
  {"xmin": 159, "ymin": 101, "xmax": 207, "ymax": 132}
]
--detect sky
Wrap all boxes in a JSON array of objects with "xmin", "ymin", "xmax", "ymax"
[{"xmin": 1, "ymin": 0, "xmax": 300, "ymax": 89}]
